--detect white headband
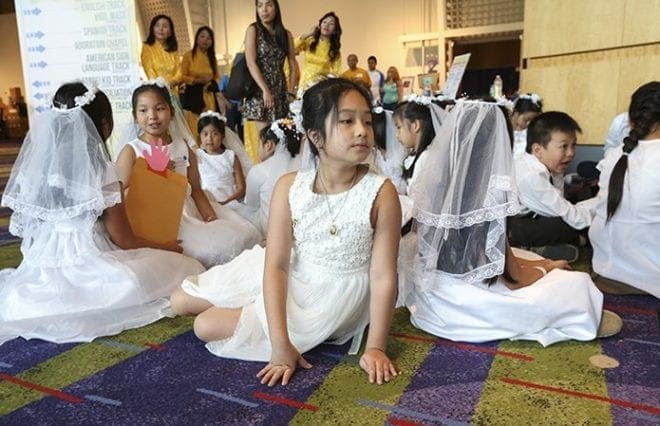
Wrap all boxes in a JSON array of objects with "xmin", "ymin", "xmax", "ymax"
[
  {"xmin": 517, "ymin": 93, "xmax": 542, "ymax": 106},
  {"xmin": 200, "ymin": 110, "xmax": 227, "ymax": 122},
  {"xmin": 52, "ymin": 81, "xmax": 98, "ymax": 111}
]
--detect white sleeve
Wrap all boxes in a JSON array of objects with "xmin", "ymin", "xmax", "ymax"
[
  {"xmin": 244, "ymin": 166, "xmax": 266, "ymax": 210},
  {"xmin": 517, "ymin": 169, "xmax": 595, "ymax": 229},
  {"xmin": 604, "ymin": 113, "xmax": 629, "ymax": 155}
]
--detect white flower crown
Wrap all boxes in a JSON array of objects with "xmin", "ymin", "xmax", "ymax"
[
  {"xmin": 199, "ymin": 110, "xmax": 227, "ymax": 122},
  {"xmin": 404, "ymin": 93, "xmax": 451, "ymax": 106},
  {"xmin": 373, "ymin": 106, "xmax": 384, "ymax": 114},
  {"xmin": 495, "ymin": 96, "xmax": 514, "ymax": 112},
  {"xmin": 517, "ymin": 93, "xmax": 542, "ymax": 106},
  {"xmin": 135, "ymin": 77, "xmax": 171, "ymax": 92},
  {"xmin": 53, "ymin": 81, "xmax": 98, "ymax": 111}
]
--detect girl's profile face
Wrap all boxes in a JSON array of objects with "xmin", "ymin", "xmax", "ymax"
[
  {"xmin": 321, "ymin": 89, "xmax": 373, "ymax": 164},
  {"xmin": 257, "ymin": 0, "xmax": 276, "ymax": 24},
  {"xmin": 153, "ymin": 18, "xmax": 171, "ymax": 41},
  {"xmin": 512, "ymin": 111, "xmax": 538, "ymax": 131},
  {"xmin": 134, "ymin": 90, "xmax": 173, "ymax": 141},
  {"xmin": 319, "ymin": 16, "xmax": 336, "ymax": 37},
  {"xmin": 196, "ymin": 30, "xmax": 213, "ymax": 50},
  {"xmin": 394, "ymin": 116, "xmax": 418, "ymax": 151},
  {"xmin": 200, "ymin": 123, "xmax": 224, "ymax": 154}
]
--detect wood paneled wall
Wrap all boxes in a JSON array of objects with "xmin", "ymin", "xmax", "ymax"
[{"xmin": 520, "ymin": 0, "xmax": 660, "ymax": 144}]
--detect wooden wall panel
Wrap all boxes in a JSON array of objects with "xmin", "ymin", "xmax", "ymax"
[
  {"xmin": 622, "ymin": 0, "xmax": 660, "ymax": 46},
  {"xmin": 617, "ymin": 44, "xmax": 660, "ymax": 112},
  {"xmin": 522, "ymin": 51, "xmax": 621, "ymax": 144},
  {"xmin": 522, "ymin": 0, "xmax": 624, "ymax": 58}
]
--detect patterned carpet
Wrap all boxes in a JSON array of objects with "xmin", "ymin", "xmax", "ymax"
[
  {"xmin": 0, "ymin": 140, "xmax": 658, "ymax": 424},
  {"xmin": 0, "ymin": 236, "xmax": 657, "ymax": 424}
]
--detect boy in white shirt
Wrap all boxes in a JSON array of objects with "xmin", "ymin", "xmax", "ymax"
[{"xmin": 510, "ymin": 111, "xmax": 598, "ymax": 261}]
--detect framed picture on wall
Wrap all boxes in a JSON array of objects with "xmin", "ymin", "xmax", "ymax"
[
  {"xmin": 401, "ymin": 76, "xmax": 415, "ymax": 97},
  {"xmin": 417, "ymin": 72, "xmax": 440, "ymax": 92}
]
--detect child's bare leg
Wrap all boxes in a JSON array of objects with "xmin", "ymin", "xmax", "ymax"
[
  {"xmin": 194, "ymin": 307, "xmax": 242, "ymax": 342},
  {"xmin": 170, "ymin": 286, "xmax": 213, "ymax": 316}
]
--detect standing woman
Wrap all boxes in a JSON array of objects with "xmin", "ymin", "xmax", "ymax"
[
  {"xmin": 244, "ymin": 0, "xmax": 297, "ymax": 133},
  {"xmin": 294, "ymin": 11, "xmax": 342, "ymax": 93},
  {"xmin": 180, "ymin": 26, "xmax": 230, "ymax": 134},
  {"xmin": 382, "ymin": 66, "xmax": 403, "ymax": 111},
  {"xmin": 141, "ymin": 15, "xmax": 181, "ymax": 91}
]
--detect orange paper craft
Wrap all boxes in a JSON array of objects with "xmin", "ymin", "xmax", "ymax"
[{"xmin": 124, "ymin": 158, "xmax": 188, "ymax": 244}]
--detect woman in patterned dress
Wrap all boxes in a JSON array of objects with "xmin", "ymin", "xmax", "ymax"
[{"xmin": 243, "ymin": 0, "xmax": 298, "ymax": 134}]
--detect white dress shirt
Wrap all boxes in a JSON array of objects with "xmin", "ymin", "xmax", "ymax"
[{"xmin": 515, "ymin": 153, "xmax": 596, "ymax": 229}]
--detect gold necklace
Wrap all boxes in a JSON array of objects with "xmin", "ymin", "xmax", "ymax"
[{"xmin": 317, "ymin": 167, "xmax": 359, "ymax": 236}]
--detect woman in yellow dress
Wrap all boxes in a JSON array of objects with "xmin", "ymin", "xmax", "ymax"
[
  {"xmin": 294, "ymin": 11, "xmax": 342, "ymax": 94},
  {"xmin": 141, "ymin": 15, "xmax": 181, "ymax": 89},
  {"xmin": 180, "ymin": 26, "xmax": 230, "ymax": 134}
]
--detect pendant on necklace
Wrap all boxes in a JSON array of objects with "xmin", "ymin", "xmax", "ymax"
[{"xmin": 329, "ymin": 224, "xmax": 338, "ymax": 236}]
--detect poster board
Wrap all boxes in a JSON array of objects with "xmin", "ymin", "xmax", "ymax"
[
  {"xmin": 440, "ymin": 53, "xmax": 471, "ymax": 99},
  {"xmin": 14, "ymin": 0, "xmax": 140, "ymax": 128},
  {"xmin": 124, "ymin": 158, "xmax": 188, "ymax": 244}
]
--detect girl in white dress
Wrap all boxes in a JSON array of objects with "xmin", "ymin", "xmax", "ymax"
[
  {"xmin": 399, "ymin": 99, "xmax": 619, "ymax": 347},
  {"xmin": 0, "ymin": 82, "xmax": 205, "ymax": 345},
  {"xmin": 242, "ymin": 119, "xmax": 303, "ymax": 238},
  {"xmin": 195, "ymin": 111, "xmax": 246, "ymax": 205},
  {"xmin": 170, "ymin": 78, "xmax": 401, "ymax": 386},
  {"xmin": 589, "ymin": 81, "xmax": 660, "ymax": 297},
  {"xmin": 116, "ymin": 81, "xmax": 260, "ymax": 268},
  {"xmin": 511, "ymin": 93, "xmax": 543, "ymax": 158}
]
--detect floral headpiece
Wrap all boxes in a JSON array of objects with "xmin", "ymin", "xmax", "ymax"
[
  {"xmin": 405, "ymin": 93, "xmax": 451, "ymax": 106},
  {"xmin": 135, "ymin": 77, "xmax": 171, "ymax": 92},
  {"xmin": 288, "ymin": 98, "xmax": 304, "ymax": 133},
  {"xmin": 373, "ymin": 106, "xmax": 384, "ymax": 114},
  {"xmin": 52, "ymin": 81, "xmax": 98, "ymax": 111},
  {"xmin": 517, "ymin": 93, "xmax": 542, "ymax": 106},
  {"xmin": 495, "ymin": 96, "xmax": 514, "ymax": 112},
  {"xmin": 269, "ymin": 118, "xmax": 297, "ymax": 144},
  {"xmin": 199, "ymin": 110, "xmax": 227, "ymax": 122}
]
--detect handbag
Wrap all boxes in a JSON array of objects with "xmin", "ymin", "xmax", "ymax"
[{"xmin": 224, "ymin": 52, "xmax": 257, "ymax": 101}]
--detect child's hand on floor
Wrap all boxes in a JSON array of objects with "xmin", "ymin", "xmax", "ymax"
[
  {"xmin": 257, "ymin": 341, "xmax": 312, "ymax": 386},
  {"xmin": 359, "ymin": 347, "xmax": 398, "ymax": 385}
]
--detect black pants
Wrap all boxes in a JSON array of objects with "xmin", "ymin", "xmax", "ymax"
[{"xmin": 508, "ymin": 215, "xmax": 580, "ymax": 247}]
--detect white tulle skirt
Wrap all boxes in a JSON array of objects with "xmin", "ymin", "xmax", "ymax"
[
  {"xmin": 181, "ymin": 245, "xmax": 371, "ymax": 361},
  {"xmin": 0, "ymin": 220, "xmax": 205, "ymax": 345},
  {"xmin": 400, "ymin": 240, "xmax": 603, "ymax": 347},
  {"xmin": 179, "ymin": 197, "xmax": 262, "ymax": 268}
]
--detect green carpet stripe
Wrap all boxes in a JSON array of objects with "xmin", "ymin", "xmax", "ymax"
[
  {"xmin": 0, "ymin": 243, "xmax": 22, "ymax": 269},
  {"xmin": 473, "ymin": 339, "xmax": 613, "ymax": 424},
  {"xmin": 291, "ymin": 309, "xmax": 435, "ymax": 424},
  {"xmin": 0, "ymin": 316, "xmax": 193, "ymax": 415}
]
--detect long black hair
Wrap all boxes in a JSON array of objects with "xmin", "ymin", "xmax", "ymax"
[
  {"xmin": 254, "ymin": 0, "xmax": 289, "ymax": 56},
  {"xmin": 53, "ymin": 82, "xmax": 113, "ymax": 142},
  {"xmin": 192, "ymin": 26, "xmax": 217, "ymax": 77},
  {"xmin": 393, "ymin": 101, "xmax": 436, "ymax": 179},
  {"xmin": 606, "ymin": 81, "xmax": 660, "ymax": 220},
  {"xmin": 145, "ymin": 15, "xmax": 178, "ymax": 52},
  {"xmin": 309, "ymin": 12, "xmax": 342, "ymax": 63}
]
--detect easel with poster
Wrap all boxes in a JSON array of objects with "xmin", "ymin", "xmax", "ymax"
[{"xmin": 439, "ymin": 53, "xmax": 471, "ymax": 99}]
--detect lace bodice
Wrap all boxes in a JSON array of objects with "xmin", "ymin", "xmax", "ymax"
[{"xmin": 289, "ymin": 169, "xmax": 386, "ymax": 270}]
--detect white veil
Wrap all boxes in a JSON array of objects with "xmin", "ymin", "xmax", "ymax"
[
  {"xmin": 411, "ymin": 100, "xmax": 520, "ymax": 284},
  {"xmin": 1, "ymin": 107, "xmax": 121, "ymax": 238}
]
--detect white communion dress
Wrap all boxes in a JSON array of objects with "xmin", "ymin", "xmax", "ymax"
[
  {"xmin": 0, "ymin": 220, "xmax": 205, "ymax": 345},
  {"xmin": 196, "ymin": 148, "xmax": 237, "ymax": 204},
  {"xmin": 127, "ymin": 139, "xmax": 261, "ymax": 268},
  {"xmin": 401, "ymin": 245, "xmax": 603, "ymax": 347},
  {"xmin": 181, "ymin": 169, "xmax": 387, "ymax": 361},
  {"xmin": 0, "ymin": 107, "xmax": 205, "ymax": 345}
]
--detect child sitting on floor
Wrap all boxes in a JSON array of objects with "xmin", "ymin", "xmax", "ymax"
[{"xmin": 510, "ymin": 111, "xmax": 597, "ymax": 261}]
